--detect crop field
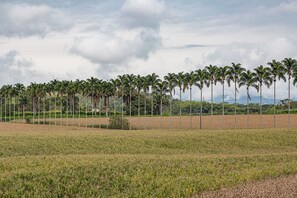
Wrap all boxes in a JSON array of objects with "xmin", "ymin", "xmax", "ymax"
[
  {"xmin": 31, "ymin": 113, "xmax": 297, "ymax": 129},
  {"xmin": 1, "ymin": 123, "xmax": 297, "ymax": 197}
]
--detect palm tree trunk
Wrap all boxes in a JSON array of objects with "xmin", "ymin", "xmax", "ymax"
[
  {"xmin": 23, "ymin": 105, "xmax": 25, "ymax": 124},
  {"xmin": 105, "ymin": 96, "xmax": 109, "ymax": 129},
  {"xmin": 91, "ymin": 96, "xmax": 93, "ymax": 128},
  {"xmin": 200, "ymin": 89, "xmax": 203, "ymax": 129},
  {"xmin": 151, "ymin": 88, "xmax": 153, "ymax": 129},
  {"xmin": 32, "ymin": 97, "xmax": 34, "ymax": 124},
  {"xmin": 0, "ymin": 98, "xmax": 2, "ymax": 122},
  {"xmin": 129, "ymin": 91, "xmax": 132, "ymax": 130},
  {"xmin": 190, "ymin": 87, "xmax": 192, "ymax": 129},
  {"xmin": 222, "ymin": 82, "xmax": 225, "ymax": 129},
  {"xmin": 179, "ymin": 88, "xmax": 182, "ymax": 129},
  {"xmin": 60, "ymin": 96, "xmax": 63, "ymax": 126},
  {"xmin": 170, "ymin": 92, "xmax": 172, "ymax": 129},
  {"xmin": 5, "ymin": 96, "xmax": 7, "ymax": 122},
  {"xmin": 260, "ymin": 84, "xmax": 263, "ymax": 128},
  {"xmin": 274, "ymin": 80, "xmax": 276, "ymax": 128},
  {"xmin": 160, "ymin": 95, "xmax": 163, "ymax": 129},
  {"xmin": 234, "ymin": 81, "xmax": 237, "ymax": 129},
  {"xmin": 144, "ymin": 92, "xmax": 147, "ymax": 130},
  {"xmin": 138, "ymin": 93, "xmax": 140, "ymax": 129},
  {"xmin": 121, "ymin": 90, "xmax": 124, "ymax": 130},
  {"xmin": 48, "ymin": 98, "xmax": 51, "ymax": 125},
  {"xmin": 55, "ymin": 97, "xmax": 57, "ymax": 125},
  {"xmin": 211, "ymin": 82, "xmax": 213, "ymax": 129},
  {"xmin": 43, "ymin": 98, "xmax": 46, "ymax": 125},
  {"xmin": 13, "ymin": 97, "xmax": 16, "ymax": 122},
  {"xmin": 72, "ymin": 96, "xmax": 75, "ymax": 127},
  {"xmin": 38, "ymin": 97, "xmax": 40, "ymax": 125},
  {"xmin": 66, "ymin": 96, "xmax": 69, "ymax": 127},
  {"xmin": 247, "ymin": 88, "xmax": 250, "ymax": 128},
  {"xmin": 78, "ymin": 96, "xmax": 80, "ymax": 127},
  {"xmin": 99, "ymin": 98, "xmax": 102, "ymax": 129},
  {"xmin": 288, "ymin": 76, "xmax": 291, "ymax": 128},
  {"xmin": 85, "ymin": 98, "xmax": 88, "ymax": 128}
]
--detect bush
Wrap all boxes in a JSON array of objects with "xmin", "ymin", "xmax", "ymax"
[
  {"xmin": 25, "ymin": 117, "xmax": 32, "ymax": 124},
  {"xmin": 109, "ymin": 116, "xmax": 130, "ymax": 130}
]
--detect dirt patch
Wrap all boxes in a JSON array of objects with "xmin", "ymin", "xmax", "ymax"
[{"xmin": 197, "ymin": 174, "xmax": 297, "ymax": 198}]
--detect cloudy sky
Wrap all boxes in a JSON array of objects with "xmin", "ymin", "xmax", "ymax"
[{"xmin": 1, "ymin": 0, "xmax": 297, "ymax": 102}]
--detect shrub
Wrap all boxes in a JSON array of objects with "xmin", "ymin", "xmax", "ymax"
[
  {"xmin": 25, "ymin": 117, "xmax": 32, "ymax": 124},
  {"xmin": 109, "ymin": 116, "xmax": 130, "ymax": 130}
]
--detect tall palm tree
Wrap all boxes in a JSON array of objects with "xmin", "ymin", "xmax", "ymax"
[
  {"xmin": 156, "ymin": 81, "xmax": 169, "ymax": 128},
  {"xmin": 147, "ymin": 73, "xmax": 160, "ymax": 129},
  {"xmin": 267, "ymin": 60, "xmax": 286, "ymax": 128},
  {"xmin": 117, "ymin": 75, "xmax": 127, "ymax": 130},
  {"xmin": 185, "ymin": 71, "xmax": 197, "ymax": 128},
  {"xmin": 134, "ymin": 75, "xmax": 143, "ymax": 127},
  {"xmin": 110, "ymin": 78, "xmax": 120, "ymax": 118},
  {"xmin": 282, "ymin": 58, "xmax": 297, "ymax": 128},
  {"xmin": 205, "ymin": 64, "xmax": 218, "ymax": 124},
  {"xmin": 215, "ymin": 66, "xmax": 229, "ymax": 129},
  {"xmin": 239, "ymin": 70, "xmax": 257, "ymax": 128},
  {"xmin": 164, "ymin": 73, "xmax": 177, "ymax": 128},
  {"xmin": 227, "ymin": 63, "xmax": 246, "ymax": 129},
  {"xmin": 254, "ymin": 65, "xmax": 271, "ymax": 128},
  {"xmin": 195, "ymin": 69, "xmax": 209, "ymax": 129},
  {"xmin": 142, "ymin": 76, "xmax": 150, "ymax": 129},
  {"xmin": 13, "ymin": 83, "xmax": 25, "ymax": 122},
  {"xmin": 124, "ymin": 74, "xmax": 135, "ymax": 130},
  {"xmin": 176, "ymin": 72, "xmax": 186, "ymax": 128},
  {"xmin": 49, "ymin": 79, "xmax": 59, "ymax": 125}
]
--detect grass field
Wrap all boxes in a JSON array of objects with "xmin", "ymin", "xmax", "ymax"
[{"xmin": 1, "ymin": 123, "xmax": 297, "ymax": 197}]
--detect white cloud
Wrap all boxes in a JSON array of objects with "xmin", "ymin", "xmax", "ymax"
[
  {"xmin": 69, "ymin": 0, "xmax": 164, "ymax": 76},
  {"xmin": 0, "ymin": 3, "xmax": 73, "ymax": 37}
]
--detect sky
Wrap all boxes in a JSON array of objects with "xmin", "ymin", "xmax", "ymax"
[{"xmin": 0, "ymin": 0, "xmax": 297, "ymax": 103}]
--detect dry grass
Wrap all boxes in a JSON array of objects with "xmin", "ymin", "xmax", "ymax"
[
  {"xmin": 1, "ymin": 123, "xmax": 297, "ymax": 197},
  {"xmin": 40, "ymin": 114, "xmax": 297, "ymax": 129},
  {"xmin": 198, "ymin": 174, "xmax": 297, "ymax": 198}
]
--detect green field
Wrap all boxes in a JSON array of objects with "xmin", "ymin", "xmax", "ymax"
[{"xmin": 1, "ymin": 125, "xmax": 297, "ymax": 197}]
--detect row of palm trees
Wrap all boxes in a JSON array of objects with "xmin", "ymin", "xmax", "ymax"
[{"xmin": 0, "ymin": 57, "xmax": 297, "ymax": 129}]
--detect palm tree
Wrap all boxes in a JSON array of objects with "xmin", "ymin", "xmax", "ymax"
[
  {"xmin": 205, "ymin": 64, "xmax": 218, "ymax": 125},
  {"xmin": 164, "ymin": 73, "xmax": 177, "ymax": 128},
  {"xmin": 215, "ymin": 66, "xmax": 229, "ymax": 129},
  {"xmin": 227, "ymin": 63, "xmax": 246, "ymax": 129},
  {"xmin": 267, "ymin": 60, "xmax": 286, "ymax": 128},
  {"xmin": 117, "ymin": 75, "xmax": 127, "ymax": 130},
  {"xmin": 156, "ymin": 81, "xmax": 169, "ymax": 128},
  {"xmin": 195, "ymin": 69, "xmax": 209, "ymax": 129},
  {"xmin": 239, "ymin": 70, "xmax": 257, "ymax": 128},
  {"xmin": 147, "ymin": 73, "xmax": 160, "ymax": 129},
  {"xmin": 185, "ymin": 71, "xmax": 197, "ymax": 128},
  {"xmin": 282, "ymin": 58, "xmax": 297, "ymax": 128},
  {"xmin": 13, "ymin": 83, "xmax": 25, "ymax": 122},
  {"xmin": 110, "ymin": 78, "xmax": 120, "ymax": 118},
  {"xmin": 134, "ymin": 75, "xmax": 143, "ymax": 127},
  {"xmin": 176, "ymin": 72, "xmax": 186, "ymax": 128},
  {"xmin": 124, "ymin": 74, "xmax": 135, "ymax": 130},
  {"xmin": 49, "ymin": 79, "xmax": 59, "ymax": 125},
  {"xmin": 142, "ymin": 76, "xmax": 150, "ymax": 129},
  {"xmin": 254, "ymin": 65, "xmax": 271, "ymax": 128}
]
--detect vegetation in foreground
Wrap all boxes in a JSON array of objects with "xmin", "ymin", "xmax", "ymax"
[{"xmin": 1, "ymin": 126, "xmax": 297, "ymax": 197}]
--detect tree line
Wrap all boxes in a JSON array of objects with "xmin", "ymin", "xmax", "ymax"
[{"xmin": 0, "ymin": 57, "xmax": 297, "ymax": 129}]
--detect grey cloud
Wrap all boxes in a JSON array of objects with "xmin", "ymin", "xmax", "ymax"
[
  {"xmin": 0, "ymin": 51, "xmax": 45, "ymax": 85},
  {"xmin": 170, "ymin": 44, "xmax": 218, "ymax": 49},
  {"xmin": 0, "ymin": 3, "xmax": 73, "ymax": 37},
  {"xmin": 120, "ymin": 0, "xmax": 165, "ymax": 29}
]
